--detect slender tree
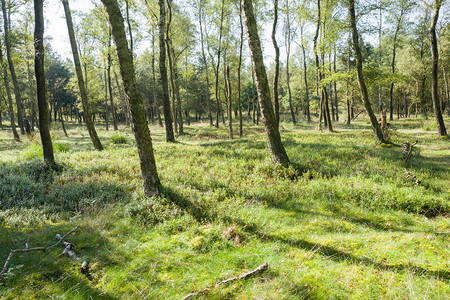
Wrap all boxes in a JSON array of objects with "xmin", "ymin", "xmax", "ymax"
[
  {"xmin": 1, "ymin": 0, "xmax": 25, "ymax": 134},
  {"xmin": 241, "ymin": 0, "xmax": 289, "ymax": 165},
  {"xmin": 348, "ymin": 0, "xmax": 386, "ymax": 143},
  {"xmin": 226, "ymin": 65, "xmax": 233, "ymax": 139},
  {"xmin": 62, "ymin": 0, "xmax": 103, "ymax": 150},
  {"xmin": 34, "ymin": 0, "xmax": 55, "ymax": 167},
  {"xmin": 0, "ymin": 41, "xmax": 19, "ymax": 140},
  {"xmin": 271, "ymin": 0, "xmax": 280, "ymax": 126},
  {"xmin": 159, "ymin": 0, "xmax": 175, "ymax": 142},
  {"xmin": 101, "ymin": 0, "xmax": 161, "ymax": 196},
  {"xmin": 429, "ymin": 0, "xmax": 447, "ymax": 136}
]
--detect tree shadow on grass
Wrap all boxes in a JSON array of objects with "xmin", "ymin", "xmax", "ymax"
[{"xmin": 227, "ymin": 216, "xmax": 450, "ymax": 282}]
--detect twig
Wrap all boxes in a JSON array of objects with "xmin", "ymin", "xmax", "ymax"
[
  {"xmin": 181, "ymin": 262, "xmax": 268, "ymax": 300},
  {"xmin": 1, "ymin": 227, "xmax": 81, "ymax": 278},
  {"xmin": 1, "ymin": 247, "xmax": 46, "ymax": 277},
  {"xmin": 47, "ymin": 227, "xmax": 78, "ymax": 250}
]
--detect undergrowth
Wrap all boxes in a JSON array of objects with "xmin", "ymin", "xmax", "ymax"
[{"xmin": 0, "ymin": 118, "xmax": 449, "ymax": 299}]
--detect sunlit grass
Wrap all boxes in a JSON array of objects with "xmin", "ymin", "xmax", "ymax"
[{"xmin": 0, "ymin": 116, "xmax": 449, "ymax": 299}]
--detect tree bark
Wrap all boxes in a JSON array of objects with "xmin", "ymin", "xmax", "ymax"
[
  {"xmin": 300, "ymin": 23, "xmax": 310, "ymax": 122},
  {"xmin": 429, "ymin": 0, "xmax": 447, "ymax": 137},
  {"xmin": 34, "ymin": 0, "xmax": 55, "ymax": 167},
  {"xmin": 238, "ymin": 4, "xmax": 243, "ymax": 136},
  {"xmin": 1, "ymin": 0, "xmax": 24, "ymax": 134},
  {"xmin": 101, "ymin": 0, "xmax": 161, "ymax": 196},
  {"xmin": 271, "ymin": 0, "xmax": 280, "ymax": 126},
  {"xmin": 0, "ymin": 42, "xmax": 19, "ymax": 140},
  {"xmin": 348, "ymin": 0, "xmax": 386, "ymax": 143},
  {"xmin": 241, "ymin": 0, "xmax": 289, "ymax": 165},
  {"xmin": 151, "ymin": 26, "xmax": 163, "ymax": 127},
  {"xmin": 226, "ymin": 65, "xmax": 233, "ymax": 139},
  {"xmin": 158, "ymin": 0, "xmax": 175, "ymax": 142},
  {"xmin": 107, "ymin": 29, "xmax": 118, "ymax": 131},
  {"xmin": 62, "ymin": 0, "xmax": 103, "ymax": 150}
]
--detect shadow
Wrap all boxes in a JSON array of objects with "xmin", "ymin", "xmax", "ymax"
[
  {"xmin": 225, "ymin": 216, "xmax": 450, "ymax": 281},
  {"xmin": 0, "ymin": 223, "xmax": 118, "ymax": 299},
  {"xmin": 0, "ymin": 159, "xmax": 133, "ymax": 214}
]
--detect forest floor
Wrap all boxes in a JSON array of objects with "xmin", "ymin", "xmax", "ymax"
[{"xmin": 0, "ymin": 117, "xmax": 449, "ymax": 299}]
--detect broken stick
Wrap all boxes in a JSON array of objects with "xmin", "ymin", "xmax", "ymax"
[
  {"xmin": 181, "ymin": 262, "xmax": 268, "ymax": 300},
  {"xmin": 0, "ymin": 227, "xmax": 87, "ymax": 278}
]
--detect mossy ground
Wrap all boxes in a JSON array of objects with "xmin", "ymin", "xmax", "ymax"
[{"xmin": 0, "ymin": 117, "xmax": 449, "ymax": 299}]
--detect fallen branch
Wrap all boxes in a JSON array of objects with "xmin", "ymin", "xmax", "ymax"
[
  {"xmin": 181, "ymin": 262, "xmax": 268, "ymax": 300},
  {"xmin": 55, "ymin": 233, "xmax": 89, "ymax": 274},
  {"xmin": 0, "ymin": 227, "xmax": 87, "ymax": 278},
  {"xmin": 1, "ymin": 247, "xmax": 46, "ymax": 277}
]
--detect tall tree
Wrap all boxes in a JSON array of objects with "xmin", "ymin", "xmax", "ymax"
[
  {"xmin": 348, "ymin": 0, "xmax": 386, "ymax": 143},
  {"xmin": 0, "ymin": 40, "xmax": 19, "ymax": 140},
  {"xmin": 101, "ymin": 0, "xmax": 161, "ymax": 196},
  {"xmin": 1, "ymin": 0, "xmax": 24, "ymax": 134},
  {"xmin": 226, "ymin": 65, "xmax": 233, "ymax": 139},
  {"xmin": 197, "ymin": 0, "xmax": 213, "ymax": 125},
  {"xmin": 62, "ymin": 0, "xmax": 103, "ymax": 150},
  {"xmin": 158, "ymin": 0, "xmax": 175, "ymax": 142},
  {"xmin": 34, "ymin": 0, "xmax": 55, "ymax": 167},
  {"xmin": 429, "ymin": 0, "xmax": 447, "ymax": 137},
  {"xmin": 284, "ymin": 0, "xmax": 296, "ymax": 125},
  {"xmin": 271, "ymin": 0, "xmax": 280, "ymax": 126},
  {"xmin": 241, "ymin": 0, "xmax": 289, "ymax": 165}
]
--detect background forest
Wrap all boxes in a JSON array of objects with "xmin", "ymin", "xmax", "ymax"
[{"xmin": 0, "ymin": 0, "xmax": 449, "ymax": 299}]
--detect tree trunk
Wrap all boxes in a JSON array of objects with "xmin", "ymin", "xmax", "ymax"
[
  {"xmin": 198, "ymin": 0, "xmax": 212, "ymax": 126},
  {"xmin": 226, "ymin": 66, "xmax": 233, "ymax": 139},
  {"xmin": 34, "ymin": 0, "xmax": 55, "ymax": 167},
  {"xmin": 271, "ymin": 0, "xmax": 280, "ymax": 126},
  {"xmin": 103, "ymin": 69, "xmax": 109, "ymax": 131},
  {"xmin": 429, "ymin": 0, "xmax": 447, "ymax": 137},
  {"xmin": 62, "ymin": 0, "xmax": 103, "ymax": 150},
  {"xmin": 0, "ymin": 42, "xmax": 19, "ymax": 140},
  {"xmin": 242, "ymin": 0, "xmax": 289, "ymax": 165},
  {"xmin": 169, "ymin": 40, "xmax": 183, "ymax": 135},
  {"xmin": 313, "ymin": 0, "xmax": 322, "ymax": 130},
  {"xmin": 108, "ymin": 29, "xmax": 118, "ymax": 131},
  {"xmin": 151, "ymin": 26, "xmax": 163, "ymax": 127},
  {"xmin": 114, "ymin": 69, "xmax": 129, "ymax": 126},
  {"xmin": 2, "ymin": 0, "xmax": 24, "ymax": 134},
  {"xmin": 285, "ymin": 5, "xmax": 296, "ymax": 125},
  {"xmin": 57, "ymin": 95, "xmax": 68, "ymax": 137},
  {"xmin": 212, "ymin": 0, "xmax": 225, "ymax": 128},
  {"xmin": 300, "ymin": 23, "xmax": 310, "ymax": 122},
  {"xmin": 101, "ymin": 0, "xmax": 161, "ymax": 196},
  {"xmin": 348, "ymin": 0, "xmax": 386, "ymax": 143},
  {"xmin": 27, "ymin": 61, "xmax": 37, "ymax": 131},
  {"xmin": 125, "ymin": 0, "xmax": 133, "ymax": 62},
  {"xmin": 238, "ymin": 4, "xmax": 243, "ymax": 137},
  {"xmin": 158, "ymin": 0, "xmax": 175, "ymax": 142}
]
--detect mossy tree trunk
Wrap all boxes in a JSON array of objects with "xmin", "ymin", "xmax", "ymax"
[
  {"xmin": 430, "ymin": 0, "xmax": 447, "ymax": 137},
  {"xmin": 62, "ymin": 0, "xmax": 103, "ymax": 151},
  {"xmin": 34, "ymin": 0, "xmax": 55, "ymax": 167},
  {"xmin": 101, "ymin": 0, "xmax": 161, "ymax": 196},
  {"xmin": 158, "ymin": 0, "xmax": 175, "ymax": 142},
  {"xmin": 348, "ymin": 0, "xmax": 386, "ymax": 143},
  {"xmin": 241, "ymin": 0, "xmax": 289, "ymax": 165}
]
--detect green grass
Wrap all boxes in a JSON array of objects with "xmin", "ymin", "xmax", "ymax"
[{"xmin": 0, "ymin": 117, "xmax": 449, "ymax": 299}]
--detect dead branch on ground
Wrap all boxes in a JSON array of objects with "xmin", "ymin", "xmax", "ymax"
[{"xmin": 181, "ymin": 262, "xmax": 268, "ymax": 300}]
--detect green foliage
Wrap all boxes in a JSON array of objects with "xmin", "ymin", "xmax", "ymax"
[
  {"xmin": 110, "ymin": 134, "xmax": 127, "ymax": 144},
  {"xmin": 0, "ymin": 120, "xmax": 449, "ymax": 299}
]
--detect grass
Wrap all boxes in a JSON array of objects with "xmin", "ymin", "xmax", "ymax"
[{"xmin": 0, "ymin": 117, "xmax": 449, "ymax": 299}]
